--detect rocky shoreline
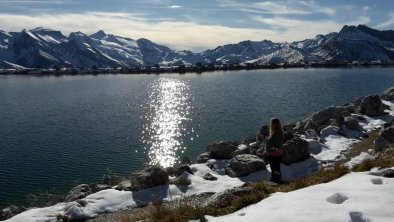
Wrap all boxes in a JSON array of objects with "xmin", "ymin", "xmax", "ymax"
[{"xmin": 2, "ymin": 87, "xmax": 394, "ymax": 221}]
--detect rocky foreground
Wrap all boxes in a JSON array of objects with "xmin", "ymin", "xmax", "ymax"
[{"xmin": 2, "ymin": 87, "xmax": 394, "ymax": 221}]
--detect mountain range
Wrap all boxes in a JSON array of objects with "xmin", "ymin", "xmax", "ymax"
[{"xmin": 1, "ymin": 24, "xmax": 394, "ymax": 69}]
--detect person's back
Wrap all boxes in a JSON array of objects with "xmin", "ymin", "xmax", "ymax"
[{"xmin": 265, "ymin": 118, "xmax": 284, "ymax": 183}]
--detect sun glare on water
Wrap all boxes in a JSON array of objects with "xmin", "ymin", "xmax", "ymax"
[{"xmin": 141, "ymin": 78, "xmax": 193, "ymax": 167}]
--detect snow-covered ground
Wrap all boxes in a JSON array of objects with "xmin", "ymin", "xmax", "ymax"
[
  {"xmin": 206, "ymin": 170, "xmax": 394, "ymax": 222},
  {"xmin": 5, "ymin": 101, "xmax": 394, "ymax": 222}
]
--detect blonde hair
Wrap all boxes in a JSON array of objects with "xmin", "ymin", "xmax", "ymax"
[{"xmin": 269, "ymin": 117, "xmax": 283, "ymax": 135}]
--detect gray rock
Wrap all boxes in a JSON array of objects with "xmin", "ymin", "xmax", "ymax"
[
  {"xmin": 225, "ymin": 154, "xmax": 266, "ymax": 177},
  {"xmin": 381, "ymin": 87, "xmax": 394, "ymax": 101},
  {"xmin": 282, "ymin": 136, "xmax": 310, "ymax": 165},
  {"xmin": 311, "ymin": 106, "xmax": 342, "ymax": 126},
  {"xmin": 169, "ymin": 177, "xmax": 191, "ymax": 186},
  {"xmin": 206, "ymin": 141, "xmax": 237, "ymax": 159},
  {"xmin": 89, "ymin": 184, "xmax": 112, "ymax": 193},
  {"xmin": 374, "ymin": 127, "xmax": 394, "ymax": 152},
  {"xmin": 65, "ymin": 184, "xmax": 92, "ymax": 202},
  {"xmin": 195, "ymin": 152, "xmax": 211, "ymax": 163},
  {"xmin": 233, "ymin": 145, "xmax": 250, "ymax": 156},
  {"xmin": 175, "ymin": 165, "xmax": 193, "ymax": 177},
  {"xmin": 320, "ymin": 126, "xmax": 340, "ymax": 138},
  {"xmin": 344, "ymin": 116, "xmax": 360, "ymax": 130},
  {"xmin": 358, "ymin": 95, "xmax": 389, "ymax": 117},
  {"xmin": 0, "ymin": 205, "xmax": 25, "ymax": 221},
  {"xmin": 207, "ymin": 187, "xmax": 251, "ymax": 208},
  {"xmin": 180, "ymin": 157, "xmax": 191, "ymax": 165},
  {"xmin": 130, "ymin": 165, "xmax": 169, "ymax": 191},
  {"xmin": 115, "ymin": 180, "xmax": 132, "ymax": 191},
  {"xmin": 370, "ymin": 169, "xmax": 394, "ymax": 178},
  {"xmin": 202, "ymin": 173, "xmax": 218, "ymax": 181},
  {"xmin": 103, "ymin": 175, "xmax": 123, "ymax": 186}
]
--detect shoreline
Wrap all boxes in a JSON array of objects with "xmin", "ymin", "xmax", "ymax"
[
  {"xmin": 1, "ymin": 62, "xmax": 394, "ymax": 76},
  {"xmin": 0, "ymin": 86, "xmax": 394, "ymax": 220}
]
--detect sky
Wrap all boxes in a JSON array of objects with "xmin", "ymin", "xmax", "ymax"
[{"xmin": 0, "ymin": 0, "xmax": 394, "ymax": 52}]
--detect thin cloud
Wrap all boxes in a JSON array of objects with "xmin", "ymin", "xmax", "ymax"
[
  {"xmin": 253, "ymin": 15, "xmax": 370, "ymax": 41},
  {"xmin": 0, "ymin": 0, "xmax": 72, "ymax": 4},
  {"xmin": 376, "ymin": 12, "xmax": 394, "ymax": 29},
  {"xmin": 218, "ymin": 0, "xmax": 335, "ymax": 16},
  {"xmin": 169, "ymin": 5, "xmax": 182, "ymax": 9},
  {"xmin": 0, "ymin": 11, "xmax": 370, "ymax": 51}
]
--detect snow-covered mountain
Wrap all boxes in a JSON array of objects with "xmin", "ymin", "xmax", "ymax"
[{"xmin": 0, "ymin": 25, "xmax": 393, "ymax": 69}]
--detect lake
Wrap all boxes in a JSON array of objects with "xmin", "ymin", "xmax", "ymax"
[{"xmin": 1, "ymin": 67, "xmax": 394, "ymax": 208}]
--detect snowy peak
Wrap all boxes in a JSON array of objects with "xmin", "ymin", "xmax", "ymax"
[
  {"xmin": 1, "ymin": 25, "xmax": 394, "ymax": 69},
  {"xmin": 90, "ymin": 30, "xmax": 107, "ymax": 40},
  {"xmin": 357, "ymin": 24, "xmax": 394, "ymax": 43},
  {"xmin": 30, "ymin": 27, "xmax": 67, "ymax": 44}
]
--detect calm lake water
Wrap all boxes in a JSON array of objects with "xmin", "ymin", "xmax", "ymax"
[{"xmin": 1, "ymin": 68, "xmax": 394, "ymax": 207}]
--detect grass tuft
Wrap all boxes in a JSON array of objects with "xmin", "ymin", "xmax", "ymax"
[{"xmin": 352, "ymin": 149, "xmax": 394, "ymax": 172}]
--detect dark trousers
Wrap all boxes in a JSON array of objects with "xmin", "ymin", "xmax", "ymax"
[{"xmin": 268, "ymin": 155, "xmax": 282, "ymax": 182}]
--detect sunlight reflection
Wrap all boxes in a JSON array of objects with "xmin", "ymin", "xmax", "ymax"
[{"xmin": 141, "ymin": 78, "xmax": 192, "ymax": 167}]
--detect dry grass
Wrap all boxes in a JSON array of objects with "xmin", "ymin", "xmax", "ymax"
[
  {"xmin": 341, "ymin": 130, "xmax": 380, "ymax": 163},
  {"xmin": 352, "ymin": 148, "xmax": 394, "ymax": 172},
  {"xmin": 119, "ymin": 201, "xmax": 212, "ymax": 222},
  {"xmin": 275, "ymin": 164, "xmax": 349, "ymax": 193}
]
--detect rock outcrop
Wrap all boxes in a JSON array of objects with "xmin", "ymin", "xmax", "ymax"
[
  {"xmin": 206, "ymin": 141, "xmax": 237, "ymax": 159},
  {"xmin": 195, "ymin": 152, "xmax": 211, "ymax": 163},
  {"xmin": 358, "ymin": 95, "xmax": 388, "ymax": 117},
  {"xmin": 381, "ymin": 87, "xmax": 394, "ymax": 101},
  {"xmin": 103, "ymin": 175, "xmax": 123, "ymax": 186},
  {"xmin": 225, "ymin": 154, "xmax": 266, "ymax": 177},
  {"xmin": 130, "ymin": 165, "xmax": 169, "ymax": 191},
  {"xmin": 65, "ymin": 184, "xmax": 92, "ymax": 202},
  {"xmin": 344, "ymin": 116, "xmax": 360, "ymax": 130},
  {"xmin": 374, "ymin": 126, "xmax": 394, "ymax": 152},
  {"xmin": 0, "ymin": 205, "xmax": 25, "ymax": 221},
  {"xmin": 203, "ymin": 173, "xmax": 218, "ymax": 181},
  {"xmin": 169, "ymin": 176, "xmax": 191, "ymax": 186},
  {"xmin": 282, "ymin": 136, "xmax": 310, "ymax": 165}
]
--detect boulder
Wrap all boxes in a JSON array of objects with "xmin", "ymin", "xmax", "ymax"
[
  {"xmin": 89, "ymin": 184, "xmax": 111, "ymax": 193},
  {"xmin": 206, "ymin": 141, "xmax": 237, "ymax": 159},
  {"xmin": 282, "ymin": 136, "xmax": 310, "ymax": 165},
  {"xmin": 374, "ymin": 127, "xmax": 394, "ymax": 152},
  {"xmin": 233, "ymin": 144, "xmax": 250, "ymax": 156},
  {"xmin": 225, "ymin": 154, "xmax": 266, "ymax": 177},
  {"xmin": 344, "ymin": 116, "xmax": 360, "ymax": 130},
  {"xmin": 103, "ymin": 175, "xmax": 123, "ymax": 186},
  {"xmin": 130, "ymin": 165, "xmax": 169, "ymax": 191},
  {"xmin": 65, "ymin": 184, "xmax": 92, "ymax": 202},
  {"xmin": 207, "ymin": 187, "xmax": 251, "ymax": 208},
  {"xmin": 195, "ymin": 152, "xmax": 211, "ymax": 163},
  {"xmin": 320, "ymin": 126, "xmax": 340, "ymax": 138},
  {"xmin": 381, "ymin": 87, "xmax": 394, "ymax": 101},
  {"xmin": 202, "ymin": 173, "xmax": 218, "ymax": 181},
  {"xmin": 175, "ymin": 165, "xmax": 193, "ymax": 177},
  {"xmin": 115, "ymin": 180, "xmax": 132, "ymax": 191},
  {"xmin": 0, "ymin": 205, "xmax": 25, "ymax": 221},
  {"xmin": 169, "ymin": 176, "xmax": 191, "ymax": 186},
  {"xmin": 358, "ymin": 95, "xmax": 389, "ymax": 117},
  {"xmin": 311, "ymin": 106, "xmax": 342, "ymax": 125}
]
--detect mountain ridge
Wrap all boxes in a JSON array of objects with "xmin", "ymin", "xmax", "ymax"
[{"xmin": 0, "ymin": 24, "xmax": 394, "ymax": 69}]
